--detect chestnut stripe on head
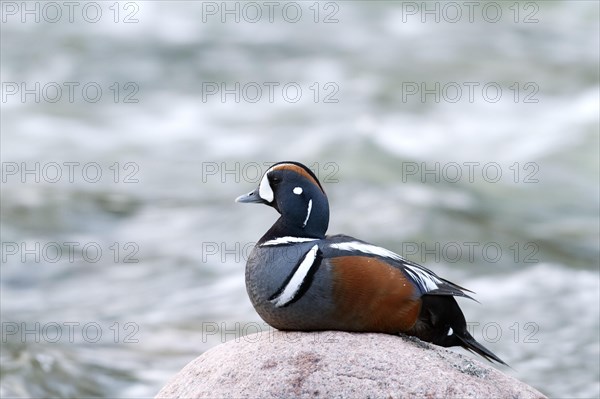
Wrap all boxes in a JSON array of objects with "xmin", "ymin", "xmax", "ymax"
[{"xmin": 270, "ymin": 163, "xmax": 325, "ymax": 194}]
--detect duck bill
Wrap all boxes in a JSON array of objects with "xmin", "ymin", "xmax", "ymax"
[{"xmin": 235, "ymin": 188, "xmax": 266, "ymax": 204}]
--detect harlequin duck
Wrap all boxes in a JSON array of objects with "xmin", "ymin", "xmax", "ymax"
[{"xmin": 236, "ymin": 161, "xmax": 506, "ymax": 364}]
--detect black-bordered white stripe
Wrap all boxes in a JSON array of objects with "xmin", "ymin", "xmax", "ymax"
[
  {"xmin": 328, "ymin": 241, "xmax": 440, "ymax": 292},
  {"xmin": 269, "ymin": 244, "xmax": 321, "ymax": 308},
  {"xmin": 302, "ymin": 199, "xmax": 313, "ymax": 228},
  {"xmin": 260, "ymin": 237, "xmax": 319, "ymax": 247}
]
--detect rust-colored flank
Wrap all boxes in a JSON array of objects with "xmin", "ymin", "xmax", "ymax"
[{"xmin": 330, "ymin": 256, "xmax": 422, "ymax": 333}]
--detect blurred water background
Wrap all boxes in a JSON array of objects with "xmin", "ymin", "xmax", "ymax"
[{"xmin": 1, "ymin": 1, "xmax": 599, "ymax": 398}]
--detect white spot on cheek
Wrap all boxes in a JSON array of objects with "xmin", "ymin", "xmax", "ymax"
[
  {"xmin": 293, "ymin": 187, "xmax": 303, "ymax": 195},
  {"xmin": 447, "ymin": 327, "xmax": 453, "ymax": 336}
]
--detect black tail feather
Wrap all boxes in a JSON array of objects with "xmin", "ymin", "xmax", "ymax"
[
  {"xmin": 410, "ymin": 295, "xmax": 508, "ymax": 365},
  {"xmin": 456, "ymin": 331, "xmax": 507, "ymax": 365}
]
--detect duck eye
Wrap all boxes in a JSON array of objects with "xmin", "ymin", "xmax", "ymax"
[{"xmin": 270, "ymin": 176, "xmax": 281, "ymax": 185}]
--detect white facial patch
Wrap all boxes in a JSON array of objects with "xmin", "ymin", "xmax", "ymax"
[
  {"xmin": 447, "ymin": 327, "xmax": 454, "ymax": 336},
  {"xmin": 258, "ymin": 171, "xmax": 274, "ymax": 203},
  {"xmin": 293, "ymin": 187, "xmax": 303, "ymax": 195}
]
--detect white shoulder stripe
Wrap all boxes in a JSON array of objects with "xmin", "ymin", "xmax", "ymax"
[
  {"xmin": 270, "ymin": 244, "xmax": 320, "ymax": 308},
  {"xmin": 328, "ymin": 241, "xmax": 440, "ymax": 292},
  {"xmin": 329, "ymin": 241, "xmax": 404, "ymax": 261},
  {"xmin": 261, "ymin": 237, "xmax": 319, "ymax": 246}
]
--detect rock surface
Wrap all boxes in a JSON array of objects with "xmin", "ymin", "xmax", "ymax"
[{"xmin": 156, "ymin": 331, "xmax": 546, "ymax": 399}]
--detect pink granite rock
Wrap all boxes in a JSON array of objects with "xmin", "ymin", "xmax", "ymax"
[{"xmin": 156, "ymin": 331, "xmax": 546, "ymax": 399}]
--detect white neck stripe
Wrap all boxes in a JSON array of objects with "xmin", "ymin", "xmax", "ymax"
[
  {"xmin": 302, "ymin": 199, "xmax": 313, "ymax": 228},
  {"xmin": 270, "ymin": 244, "xmax": 320, "ymax": 307}
]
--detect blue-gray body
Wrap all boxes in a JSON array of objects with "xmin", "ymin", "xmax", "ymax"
[{"xmin": 245, "ymin": 240, "xmax": 337, "ymax": 330}]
